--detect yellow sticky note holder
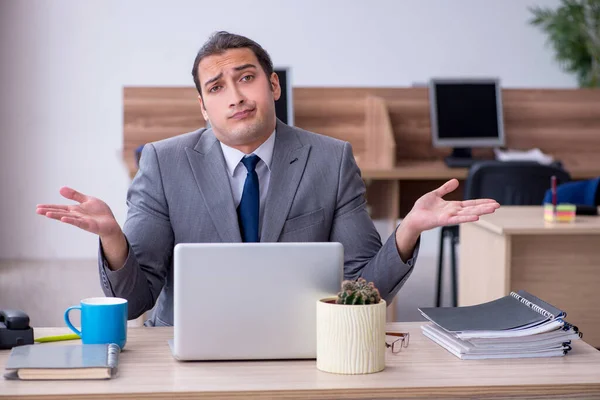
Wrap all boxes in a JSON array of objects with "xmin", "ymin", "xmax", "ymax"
[{"xmin": 544, "ymin": 203, "xmax": 576, "ymax": 223}]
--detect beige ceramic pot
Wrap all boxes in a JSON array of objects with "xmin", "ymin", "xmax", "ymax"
[{"xmin": 316, "ymin": 298, "xmax": 386, "ymax": 374}]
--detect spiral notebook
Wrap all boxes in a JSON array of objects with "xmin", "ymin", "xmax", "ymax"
[
  {"xmin": 419, "ymin": 290, "xmax": 566, "ymax": 334},
  {"xmin": 418, "ymin": 290, "xmax": 582, "ymax": 359},
  {"xmin": 3, "ymin": 343, "xmax": 120, "ymax": 380},
  {"xmin": 421, "ymin": 323, "xmax": 579, "ymax": 360}
]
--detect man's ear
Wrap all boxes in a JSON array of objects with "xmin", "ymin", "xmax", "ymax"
[
  {"xmin": 270, "ymin": 72, "xmax": 281, "ymax": 101},
  {"xmin": 197, "ymin": 95, "xmax": 209, "ymax": 121}
]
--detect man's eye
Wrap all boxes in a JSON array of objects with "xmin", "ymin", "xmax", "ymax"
[
  {"xmin": 241, "ymin": 75, "xmax": 254, "ymax": 82},
  {"xmin": 209, "ymin": 85, "xmax": 221, "ymax": 93}
]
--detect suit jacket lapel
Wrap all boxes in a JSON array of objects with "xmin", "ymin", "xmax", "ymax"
[
  {"xmin": 261, "ymin": 121, "xmax": 311, "ymax": 242},
  {"xmin": 185, "ymin": 128, "xmax": 242, "ymax": 243}
]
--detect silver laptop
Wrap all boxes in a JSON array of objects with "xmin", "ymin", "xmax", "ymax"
[{"xmin": 171, "ymin": 242, "xmax": 343, "ymax": 361}]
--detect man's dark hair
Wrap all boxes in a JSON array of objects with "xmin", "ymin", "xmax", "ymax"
[{"xmin": 191, "ymin": 31, "xmax": 274, "ymax": 97}]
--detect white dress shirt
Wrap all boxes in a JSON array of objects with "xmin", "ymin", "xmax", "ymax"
[{"xmin": 219, "ymin": 130, "xmax": 276, "ymax": 234}]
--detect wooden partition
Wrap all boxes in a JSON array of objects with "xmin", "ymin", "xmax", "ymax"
[
  {"xmin": 294, "ymin": 87, "xmax": 600, "ymax": 171},
  {"xmin": 292, "ymin": 87, "xmax": 600, "ymax": 218},
  {"xmin": 124, "ymin": 86, "xmax": 600, "ymax": 220},
  {"xmin": 123, "ymin": 88, "xmax": 207, "ymax": 177}
]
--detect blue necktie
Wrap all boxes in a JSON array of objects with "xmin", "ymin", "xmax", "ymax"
[{"xmin": 237, "ymin": 154, "xmax": 260, "ymax": 242}]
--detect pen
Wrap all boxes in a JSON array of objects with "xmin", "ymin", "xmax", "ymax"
[
  {"xmin": 34, "ymin": 333, "xmax": 81, "ymax": 343},
  {"xmin": 551, "ymin": 175, "xmax": 557, "ymax": 217}
]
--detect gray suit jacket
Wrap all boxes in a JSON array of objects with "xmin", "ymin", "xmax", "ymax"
[{"xmin": 98, "ymin": 120, "xmax": 419, "ymax": 326}]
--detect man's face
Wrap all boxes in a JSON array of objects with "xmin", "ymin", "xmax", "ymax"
[{"xmin": 197, "ymin": 48, "xmax": 281, "ymax": 150}]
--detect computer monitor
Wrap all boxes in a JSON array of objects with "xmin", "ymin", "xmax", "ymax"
[
  {"xmin": 429, "ymin": 78, "xmax": 505, "ymax": 167},
  {"xmin": 274, "ymin": 67, "xmax": 294, "ymax": 126}
]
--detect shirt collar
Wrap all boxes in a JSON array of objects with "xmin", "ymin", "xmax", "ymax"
[{"xmin": 220, "ymin": 129, "xmax": 276, "ymax": 177}]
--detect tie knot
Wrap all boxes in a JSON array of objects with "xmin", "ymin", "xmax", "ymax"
[{"xmin": 241, "ymin": 154, "xmax": 260, "ymax": 173}]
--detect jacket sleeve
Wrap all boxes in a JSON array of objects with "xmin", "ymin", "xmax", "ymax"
[
  {"xmin": 329, "ymin": 142, "xmax": 420, "ymax": 304},
  {"xmin": 98, "ymin": 144, "xmax": 174, "ymax": 319}
]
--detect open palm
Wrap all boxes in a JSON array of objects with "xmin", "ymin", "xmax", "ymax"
[
  {"xmin": 406, "ymin": 179, "xmax": 500, "ymax": 232},
  {"xmin": 36, "ymin": 187, "xmax": 120, "ymax": 237}
]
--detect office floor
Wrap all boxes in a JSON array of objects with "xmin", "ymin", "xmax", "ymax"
[{"xmin": 0, "ymin": 224, "xmax": 453, "ymax": 326}]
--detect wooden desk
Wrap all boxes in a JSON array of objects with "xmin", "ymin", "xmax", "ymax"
[
  {"xmin": 2, "ymin": 324, "xmax": 600, "ymax": 399},
  {"xmin": 459, "ymin": 206, "xmax": 600, "ymax": 348}
]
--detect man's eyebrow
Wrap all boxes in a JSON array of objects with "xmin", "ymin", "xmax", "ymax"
[
  {"xmin": 204, "ymin": 73, "xmax": 223, "ymax": 88},
  {"xmin": 234, "ymin": 63, "xmax": 257, "ymax": 72},
  {"xmin": 203, "ymin": 64, "xmax": 257, "ymax": 88}
]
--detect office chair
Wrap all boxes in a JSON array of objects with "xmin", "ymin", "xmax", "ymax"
[
  {"xmin": 464, "ymin": 161, "xmax": 571, "ymax": 204},
  {"xmin": 435, "ymin": 161, "xmax": 571, "ymax": 308},
  {"xmin": 543, "ymin": 176, "xmax": 600, "ymax": 206}
]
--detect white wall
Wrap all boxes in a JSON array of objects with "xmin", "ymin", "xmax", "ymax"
[{"xmin": 1, "ymin": 0, "xmax": 574, "ymax": 260}]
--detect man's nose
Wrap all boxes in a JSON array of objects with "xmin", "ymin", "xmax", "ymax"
[{"xmin": 229, "ymin": 85, "xmax": 246, "ymax": 107}]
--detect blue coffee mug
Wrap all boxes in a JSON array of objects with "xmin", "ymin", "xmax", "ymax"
[{"xmin": 64, "ymin": 297, "xmax": 128, "ymax": 349}]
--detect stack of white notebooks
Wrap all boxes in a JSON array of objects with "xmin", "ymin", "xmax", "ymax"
[{"xmin": 418, "ymin": 290, "xmax": 582, "ymax": 360}]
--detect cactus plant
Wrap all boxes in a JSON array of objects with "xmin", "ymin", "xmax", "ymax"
[{"xmin": 336, "ymin": 277, "xmax": 381, "ymax": 305}]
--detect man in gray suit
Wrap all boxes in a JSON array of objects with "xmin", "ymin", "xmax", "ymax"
[{"xmin": 37, "ymin": 32, "xmax": 499, "ymax": 326}]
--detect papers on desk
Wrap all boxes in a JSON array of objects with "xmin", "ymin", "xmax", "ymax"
[
  {"xmin": 493, "ymin": 148, "xmax": 554, "ymax": 165},
  {"xmin": 418, "ymin": 290, "xmax": 582, "ymax": 360}
]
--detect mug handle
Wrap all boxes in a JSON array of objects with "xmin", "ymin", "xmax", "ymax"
[{"xmin": 64, "ymin": 306, "xmax": 82, "ymax": 336}]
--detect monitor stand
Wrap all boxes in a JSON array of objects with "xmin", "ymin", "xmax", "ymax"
[{"xmin": 444, "ymin": 147, "xmax": 479, "ymax": 168}]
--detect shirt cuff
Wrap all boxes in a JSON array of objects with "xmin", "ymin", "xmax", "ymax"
[
  {"xmin": 99, "ymin": 236, "xmax": 135, "ymax": 288},
  {"xmin": 392, "ymin": 223, "xmax": 421, "ymax": 268}
]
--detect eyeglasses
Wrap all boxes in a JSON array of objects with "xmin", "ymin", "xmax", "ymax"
[{"xmin": 385, "ymin": 332, "xmax": 410, "ymax": 354}]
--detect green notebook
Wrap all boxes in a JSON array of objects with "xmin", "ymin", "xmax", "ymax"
[{"xmin": 3, "ymin": 343, "xmax": 120, "ymax": 380}]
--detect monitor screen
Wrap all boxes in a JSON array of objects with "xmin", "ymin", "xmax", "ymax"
[
  {"xmin": 274, "ymin": 67, "xmax": 294, "ymax": 126},
  {"xmin": 429, "ymin": 79, "xmax": 504, "ymax": 148}
]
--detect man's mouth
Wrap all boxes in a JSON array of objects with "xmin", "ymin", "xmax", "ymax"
[{"xmin": 231, "ymin": 109, "xmax": 255, "ymax": 120}]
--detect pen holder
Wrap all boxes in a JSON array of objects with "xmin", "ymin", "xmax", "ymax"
[{"xmin": 544, "ymin": 203, "xmax": 576, "ymax": 223}]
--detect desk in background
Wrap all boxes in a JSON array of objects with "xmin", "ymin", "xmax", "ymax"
[
  {"xmin": 459, "ymin": 206, "xmax": 600, "ymax": 348},
  {"xmin": 1, "ymin": 324, "xmax": 600, "ymax": 399},
  {"xmin": 361, "ymin": 156, "xmax": 600, "ymax": 232}
]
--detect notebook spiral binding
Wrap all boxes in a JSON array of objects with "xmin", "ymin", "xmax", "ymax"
[
  {"xmin": 509, "ymin": 292, "xmax": 554, "ymax": 319},
  {"xmin": 563, "ymin": 322, "xmax": 583, "ymax": 338},
  {"xmin": 107, "ymin": 343, "xmax": 121, "ymax": 377}
]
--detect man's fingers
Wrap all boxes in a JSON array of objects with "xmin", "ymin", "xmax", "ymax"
[
  {"xmin": 36, "ymin": 204, "xmax": 70, "ymax": 211},
  {"xmin": 42, "ymin": 213, "xmax": 63, "ymax": 222},
  {"xmin": 36, "ymin": 207, "xmax": 73, "ymax": 215},
  {"xmin": 456, "ymin": 204, "xmax": 499, "ymax": 216},
  {"xmin": 59, "ymin": 187, "xmax": 88, "ymax": 204},
  {"xmin": 434, "ymin": 179, "xmax": 459, "ymax": 197},
  {"xmin": 448, "ymin": 215, "xmax": 479, "ymax": 224},
  {"xmin": 44, "ymin": 211, "xmax": 77, "ymax": 220},
  {"xmin": 42, "ymin": 211, "xmax": 78, "ymax": 222},
  {"xmin": 38, "ymin": 208, "xmax": 83, "ymax": 218},
  {"xmin": 60, "ymin": 217, "xmax": 89, "ymax": 230},
  {"xmin": 460, "ymin": 199, "xmax": 499, "ymax": 207},
  {"xmin": 43, "ymin": 214, "xmax": 93, "ymax": 232}
]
